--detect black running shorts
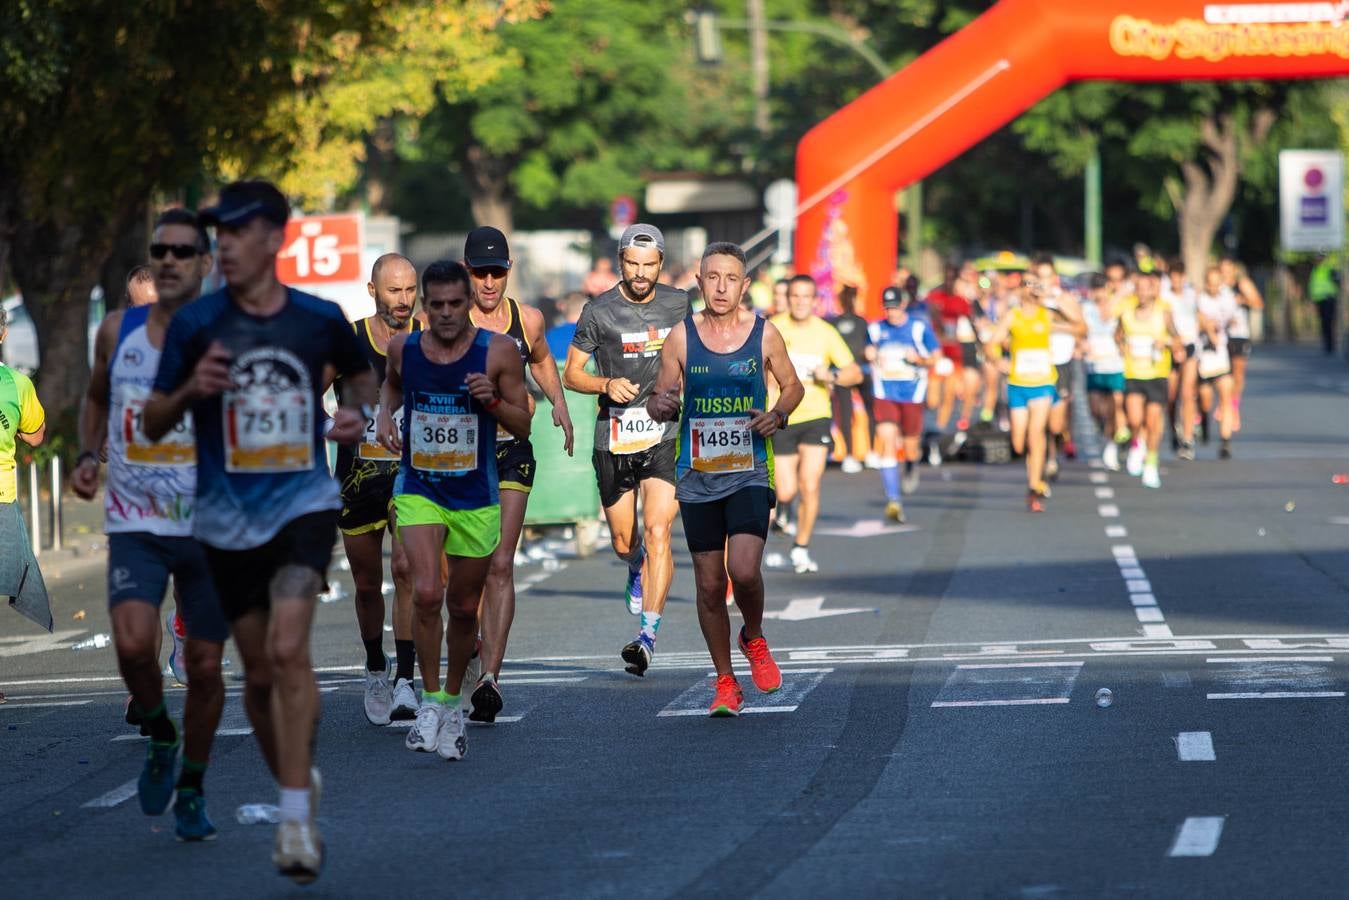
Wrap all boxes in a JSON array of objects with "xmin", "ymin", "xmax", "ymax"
[
  {"xmin": 592, "ymin": 439, "xmax": 678, "ymax": 509},
  {"xmin": 203, "ymin": 511, "xmax": 338, "ymax": 622},
  {"xmin": 774, "ymin": 418, "xmax": 833, "ymax": 455},
  {"xmin": 1125, "ymin": 377, "xmax": 1169, "ymax": 407},
  {"xmin": 679, "ymin": 486, "xmax": 775, "ymax": 554},
  {"xmin": 496, "ymin": 439, "xmax": 536, "ymax": 494}
]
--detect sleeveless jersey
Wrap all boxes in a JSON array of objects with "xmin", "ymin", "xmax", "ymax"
[
  {"xmin": 1120, "ymin": 300, "xmax": 1172, "ymax": 380},
  {"xmin": 471, "ymin": 297, "xmax": 532, "ymax": 444},
  {"xmin": 676, "ymin": 316, "xmax": 772, "ymax": 503},
  {"xmin": 1083, "ymin": 302, "xmax": 1123, "ymax": 376},
  {"xmin": 395, "ymin": 330, "xmax": 498, "ymax": 511},
  {"xmin": 335, "ymin": 316, "xmax": 422, "ymax": 480},
  {"xmin": 106, "ymin": 306, "xmax": 196, "ymax": 536},
  {"xmin": 1006, "ymin": 305, "xmax": 1056, "ymax": 388}
]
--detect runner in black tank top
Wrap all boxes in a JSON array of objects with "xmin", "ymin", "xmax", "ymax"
[
  {"xmin": 463, "ymin": 227, "xmax": 574, "ymax": 722},
  {"xmin": 333, "ymin": 254, "xmax": 422, "ymax": 726}
]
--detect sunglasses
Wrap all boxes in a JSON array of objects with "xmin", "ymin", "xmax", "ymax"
[
  {"xmin": 149, "ymin": 243, "xmax": 201, "ymax": 260},
  {"xmin": 469, "ymin": 265, "xmax": 509, "ymax": 280}
]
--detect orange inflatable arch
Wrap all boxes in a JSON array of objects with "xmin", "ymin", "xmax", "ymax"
[{"xmin": 795, "ymin": 0, "xmax": 1349, "ymax": 318}]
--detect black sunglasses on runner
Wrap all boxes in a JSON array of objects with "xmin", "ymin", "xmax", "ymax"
[
  {"xmin": 149, "ymin": 243, "xmax": 201, "ymax": 260},
  {"xmin": 468, "ymin": 265, "xmax": 509, "ymax": 280}
]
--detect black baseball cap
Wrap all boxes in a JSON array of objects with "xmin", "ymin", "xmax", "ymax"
[
  {"xmin": 198, "ymin": 180, "xmax": 289, "ymax": 228},
  {"xmin": 882, "ymin": 286, "xmax": 905, "ymax": 308},
  {"xmin": 464, "ymin": 226, "xmax": 512, "ymax": 270}
]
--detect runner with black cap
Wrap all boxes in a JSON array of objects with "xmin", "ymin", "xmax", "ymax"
[
  {"xmin": 462, "ymin": 226, "xmax": 573, "ymax": 722},
  {"xmin": 143, "ymin": 180, "xmax": 375, "ymax": 884},
  {"xmin": 564, "ymin": 224, "xmax": 689, "ymax": 676}
]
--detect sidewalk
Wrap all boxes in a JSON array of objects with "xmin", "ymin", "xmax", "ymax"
[{"xmin": 16, "ymin": 481, "xmax": 108, "ymax": 583}]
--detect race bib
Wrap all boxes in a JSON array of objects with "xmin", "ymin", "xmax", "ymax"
[
  {"xmin": 121, "ymin": 384, "xmax": 194, "ymax": 467},
  {"xmin": 1014, "ymin": 349, "xmax": 1051, "ymax": 380},
  {"xmin": 223, "ymin": 389, "xmax": 312, "ymax": 473},
  {"xmin": 1198, "ymin": 347, "xmax": 1231, "ymax": 380},
  {"xmin": 690, "ymin": 415, "xmax": 753, "ymax": 474},
  {"xmin": 1050, "ymin": 332, "xmax": 1077, "ymax": 365},
  {"xmin": 791, "ymin": 353, "xmax": 823, "ymax": 383},
  {"xmin": 955, "ymin": 317, "xmax": 976, "ymax": 342},
  {"xmin": 410, "ymin": 410, "xmax": 478, "ymax": 474},
  {"xmin": 609, "ymin": 406, "xmax": 662, "ymax": 455},
  {"xmin": 358, "ymin": 405, "xmax": 401, "ymax": 461},
  {"xmin": 877, "ymin": 346, "xmax": 917, "ymax": 382},
  {"xmin": 1128, "ymin": 334, "xmax": 1157, "ymax": 361},
  {"xmin": 933, "ymin": 357, "xmax": 955, "ymax": 378}
]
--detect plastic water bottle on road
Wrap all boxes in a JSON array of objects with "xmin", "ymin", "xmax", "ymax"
[
  {"xmin": 1095, "ymin": 688, "xmax": 1113, "ymax": 708},
  {"xmin": 235, "ymin": 804, "xmax": 282, "ymax": 825},
  {"xmin": 70, "ymin": 634, "xmax": 112, "ymax": 650}
]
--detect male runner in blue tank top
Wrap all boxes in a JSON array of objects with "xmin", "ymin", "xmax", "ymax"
[
  {"xmin": 144, "ymin": 181, "xmax": 375, "ymax": 883},
  {"xmin": 72, "ymin": 208, "xmax": 228, "ymax": 841},
  {"xmin": 376, "ymin": 261, "xmax": 532, "ymax": 760},
  {"xmin": 647, "ymin": 242, "xmax": 803, "ymax": 717}
]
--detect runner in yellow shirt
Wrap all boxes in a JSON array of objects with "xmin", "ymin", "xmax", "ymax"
[
  {"xmin": 770, "ymin": 276, "xmax": 860, "ymax": 573},
  {"xmin": 1118, "ymin": 270, "xmax": 1184, "ymax": 489},
  {"xmin": 0, "ymin": 310, "xmax": 51, "ymax": 630}
]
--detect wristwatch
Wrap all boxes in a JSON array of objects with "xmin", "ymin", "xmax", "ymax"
[{"xmin": 773, "ymin": 409, "xmax": 788, "ymax": 429}]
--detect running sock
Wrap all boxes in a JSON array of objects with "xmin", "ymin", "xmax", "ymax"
[
  {"xmin": 424, "ymin": 689, "xmax": 452, "ymax": 706},
  {"xmin": 879, "ymin": 462, "xmax": 900, "ymax": 500},
  {"xmin": 1146, "ymin": 451, "xmax": 1159, "ymax": 467},
  {"xmin": 279, "ymin": 787, "xmax": 310, "ymax": 823},
  {"xmin": 140, "ymin": 703, "xmax": 178, "ymax": 745},
  {"xmin": 639, "ymin": 611, "xmax": 661, "ymax": 643},
  {"xmin": 363, "ymin": 637, "xmax": 386, "ymax": 672},
  {"xmin": 394, "ymin": 639, "xmax": 416, "ymax": 683},
  {"xmin": 176, "ymin": 758, "xmax": 207, "ymax": 795},
  {"xmin": 904, "ymin": 460, "xmax": 915, "ymax": 476}
]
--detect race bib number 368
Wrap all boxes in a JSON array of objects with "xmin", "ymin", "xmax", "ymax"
[
  {"xmin": 411, "ymin": 410, "xmax": 478, "ymax": 473},
  {"xmin": 690, "ymin": 415, "xmax": 753, "ymax": 474}
]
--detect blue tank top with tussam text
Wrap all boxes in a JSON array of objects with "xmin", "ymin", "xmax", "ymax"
[
  {"xmin": 675, "ymin": 315, "xmax": 773, "ymax": 503},
  {"xmin": 395, "ymin": 329, "xmax": 498, "ymax": 511}
]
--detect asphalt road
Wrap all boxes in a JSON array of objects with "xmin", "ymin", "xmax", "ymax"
[{"xmin": 3, "ymin": 344, "xmax": 1349, "ymax": 898}]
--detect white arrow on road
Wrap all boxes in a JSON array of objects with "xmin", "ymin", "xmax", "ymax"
[
  {"xmin": 0, "ymin": 629, "xmax": 87, "ymax": 658},
  {"xmin": 762, "ymin": 596, "xmax": 876, "ymax": 621},
  {"xmin": 813, "ymin": 519, "xmax": 919, "ymax": 538}
]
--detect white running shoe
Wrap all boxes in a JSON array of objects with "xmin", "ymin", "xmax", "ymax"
[
  {"xmin": 166, "ymin": 614, "xmax": 188, "ymax": 687},
  {"xmin": 901, "ymin": 465, "xmax": 920, "ymax": 495},
  {"xmin": 390, "ymin": 678, "xmax": 418, "ymax": 721},
  {"xmin": 840, "ymin": 457, "xmax": 863, "ymax": 475},
  {"xmin": 1101, "ymin": 442, "xmax": 1120, "ymax": 472},
  {"xmin": 864, "ymin": 452, "xmax": 881, "ymax": 470},
  {"xmin": 274, "ymin": 819, "xmax": 323, "ymax": 884},
  {"xmin": 363, "ymin": 662, "xmax": 393, "ymax": 726},
  {"xmin": 1141, "ymin": 464, "xmax": 1161, "ymax": 489},
  {"xmin": 927, "ymin": 442, "xmax": 942, "ymax": 467},
  {"xmin": 790, "ymin": 546, "xmax": 819, "ymax": 574},
  {"xmin": 436, "ymin": 706, "xmax": 467, "ymax": 761},
  {"xmin": 405, "ymin": 701, "xmax": 441, "ymax": 753},
  {"xmin": 1125, "ymin": 443, "xmax": 1146, "ymax": 477}
]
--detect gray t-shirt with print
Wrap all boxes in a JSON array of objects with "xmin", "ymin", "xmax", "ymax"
[{"xmin": 571, "ymin": 283, "xmax": 689, "ymax": 451}]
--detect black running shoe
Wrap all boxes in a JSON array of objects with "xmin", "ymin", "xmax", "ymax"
[
  {"xmin": 621, "ymin": 634, "xmax": 654, "ymax": 677},
  {"xmin": 125, "ymin": 696, "xmax": 150, "ymax": 736},
  {"xmin": 1219, "ymin": 439, "xmax": 1232, "ymax": 460},
  {"xmin": 468, "ymin": 677, "xmax": 503, "ymax": 724}
]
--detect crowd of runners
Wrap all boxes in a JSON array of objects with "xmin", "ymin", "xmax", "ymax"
[{"xmin": 23, "ymin": 175, "xmax": 1265, "ymax": 882}]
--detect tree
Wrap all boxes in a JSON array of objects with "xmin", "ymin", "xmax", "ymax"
[{"xmin": 0, "ymin": 1, "xmax": 537, "ymax": 422}]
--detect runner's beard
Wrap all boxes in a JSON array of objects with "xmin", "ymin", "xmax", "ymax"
[
  {"xmin": 378, "ymin": 305, "xmax": 412, "ymax": 330},
  {"xmin": 624, "ymin": 277, "xmax": 656, "ymax": 301}
]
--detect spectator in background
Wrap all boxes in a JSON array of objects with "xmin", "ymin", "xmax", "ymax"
[
  {"xmin": 748, "ymin": 268, "xmax": 774, "ymax": 313},
  {"xmin": 772, "ymin": 277, "xmax": 791, "ymax": 316},
  {"xmin": 126, "ymin": 264, "xmax": 158, "ymax": 307},
  {"xmin": 546, "ymin": 291, "xmax": 588, "ymax": 361},
  {"xmin": 583, "ymin": 258, "xmax": 618, "ymax": 297},
  {"xmin": 829, "ymin": 285, "xmax": 873, "ymax": 473},
  {"xmin": 1308, "ymin": 254, "xmax": 1339, "ymax": 355},
  {"xmin": 0, "ymin": 303, "xmax": 52, "ymax": 635}
]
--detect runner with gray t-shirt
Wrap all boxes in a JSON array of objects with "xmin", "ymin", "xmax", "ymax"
[{"xmin": 564, "ymin": 224, "xmax": 689, "ymax": 676}]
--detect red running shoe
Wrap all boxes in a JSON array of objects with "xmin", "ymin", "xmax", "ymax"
[
  {"xmin": 1063, "ymin": 439, "xmax": 1077, "ymax": 459},
  {"xmin": 1026, "ymin": 490, "xmax": 1045, "ymax": 513},
  {"xmin": 708, "ymin": 675, "xmax": 744, "ymax": 717},
  {"xmin": 738, "ymin": 628, "xmax": 783, "ymax": 693}
]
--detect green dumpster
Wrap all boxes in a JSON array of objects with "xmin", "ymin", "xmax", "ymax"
[{"xmin": 523, "ymin": 378, "xmax": 602, "ymax": 556}]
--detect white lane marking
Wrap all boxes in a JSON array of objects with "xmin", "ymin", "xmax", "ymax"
[
  {"xmin": 387, "ymin": 716, "xmax": 525, "ymax": 727},
  {"xmin": 1206, "ymin": 657, "xmax": 1333, "ymax": 664},
  {"xmin": 516, "ymin": 562, "xmax": 569, "ymax": 594},
  {"xmin": 1090, "ymin": 472, "xmax": 1109, "ymax": 485},
  {"xmin": 1098, "ymin": 504, "xmax": 1120, "ymax": 518},
  {"xmin": 1088, "ymin": 459, "xmax": 1104, "ymax": 469},
  {"xmin": 82, "ymin": 779, "xmax": 139, "ymax": 809},
  {"xmin": 1177, "ymin": 732, "xmax": 1216, "ymax": 761},
  {"xmin": 1105, "ymin": 525, "xmax": 1128, "ymax": 538},
  {"xmin": 932, "ymin": 698, "xmax": 1071, "ymax": 707},
  {"xmin": 500, "ymin": 677, "xmax": 588, "ymax": 685},
  {"xmin": 0, "ymin": 630, "xmax": 89, "ymax": 657},
  {"xmin": 1111, "ymin": 545, "xmax": 1136, "ymax": 558},
  {"xmin": 1126, "ymin": 579, "xmax": 1153, "ymax": 593},
  {"xmin": 1095, "ymin": 488, "xmax": 1115, "ymax": 499},
  {"xmin": 0, "ymin": 700, "xmax": 92, "ymax": 709},
  {"xmin": 1120, "ymin": 567, "xmax": 1147, "ymax": 580},
  {"xmin": 762, "ymin": 596, "xmax": 876, "ymax": 621},
  {"xmin": 1136, "ymin": 608, "xmax": 1167, "ymax": 623},
  {"xmin": 1142, "ymin": 624, "xmax": 1175, "ymax": 638},
  {"xmin": 1131, "ymin": 594, "xmax": 1158, "ymax": 607},
  {"xmin": 658, "ymin": 706, "xmax": 799, "ymax": 717},
  {"xmin": 1207, "ymin": 691, "xmax": 1345, "ymax": 700},
  {"xmin": 956, "ymin": 661, "xmax": 1084, "ymax": 669},
  {"xmin": 111, "ymin": 727, "xmax": 253, "ymax": 743},
  {"xmin": 1169, "ymin": 817, "xmax": 1225, "ymax": 857}
]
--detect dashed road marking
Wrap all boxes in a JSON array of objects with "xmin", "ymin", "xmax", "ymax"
[
  {"xmin": 1126, "ymin": 579, "xmax": 1152, "ymax": 593},
  {"xmin": 932, "ymin": 661, "xmax": 1082, "ymax": 708},
  {"xmin": 1094, "ymin": 488, "xmax": 1115, "ymax": 499},
  {"xmin": 657, "ymin": 669, "xmax": 829, "ymax": 717},
  {"xmin": 1177, "ymin": 732, "xmax": 1216, "ymax": 761},
  {"xmin": 1131, "ymin": 594, "xmax": 1158, "ymax": 606},
  {"xmin": 1207, "ymin": 691, "xmax": 1344, "ymax": 700},
  {"xmin": 82, "ymin": 779, "xmax": 139, "ymax": 809},
  {"xmin": 1135, "ymin": 608, "xmax": 1166, "ymax": 623},
  {"xmin": 1098, "ymin": 504, "xmax": 1120, "ymax": 518},
  {"xmin": 1090, "ymin": 472, "xmax": 1109, "ymax": 485},
  {"xmin": 1169, "ymin": 817, "xmax": 1225, "ymax": 857},
  {"xmin": 1142, "ymin": 624, "xmax": 1175, "ymax": 638},
  {"xmin": 1105, "ymin": 525, "xmax": 1128, "ymax": 538}
]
